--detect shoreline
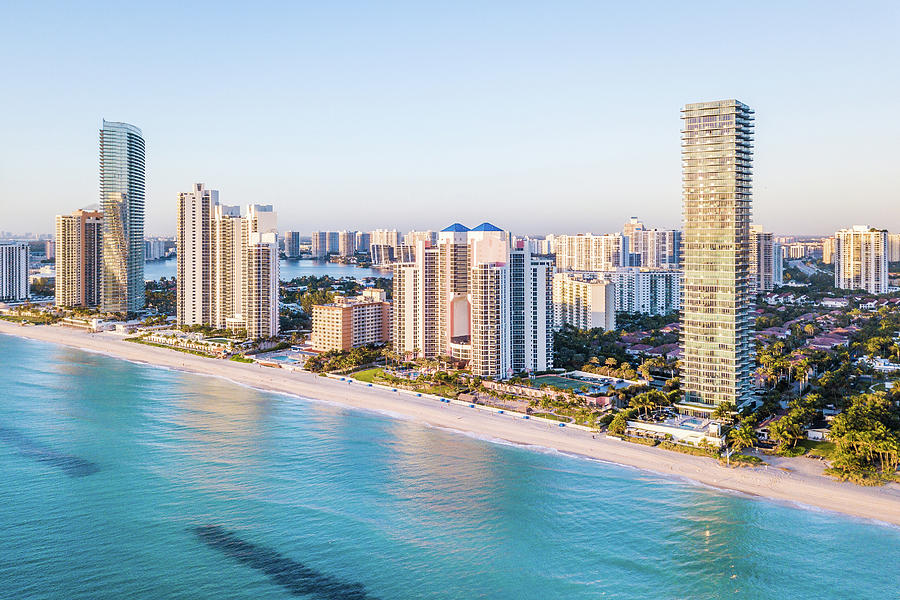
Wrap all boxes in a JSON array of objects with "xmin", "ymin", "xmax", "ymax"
[{"xmin": 2, "ymin": 320, "xmax": 900, "ymax": 527}]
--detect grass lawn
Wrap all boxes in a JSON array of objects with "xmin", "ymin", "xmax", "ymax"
[
  {"xmin": 530, "ymin": 412, "xmax": 572, "ymax": 422},
  {"xmin": 533, "ymin": 375, "xmax": 588, "ymax": 391},
  {"xmin": 353, "ymin": 368, "xmax": 384, "ymax": 383},
  {"xmin": 798, "ymin": 439, "xmax": 837, "ymax": 460}
]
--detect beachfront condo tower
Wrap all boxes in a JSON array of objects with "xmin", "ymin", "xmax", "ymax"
[
  {"xmin": 99, "ymin": 120, "xmax": 145, "ymax": 313},
  {"xmin": 680, "ymin": 100, "xmax": 755, "ymax": 408},
  {"xmin": 392, "ymin": 223, "xmax": 552, "ymax": 379},
  {"xmin": 55, "ymin": 209, "xmax": 103, "ymax": 308},
  {"xmin": 176, "ymin": 191, "xmax": 279, "ymax": 338},
  {"xmin": 177, "ymin": 184, "xmax": 218, "ymax": 325}
]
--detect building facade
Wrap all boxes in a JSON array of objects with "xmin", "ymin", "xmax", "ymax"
[
  {"xmin": 392, "ymin": 223, "xmax": 552, "ymax": 378},
  {"xmin": 750, "ymin": 227, "xmax": 779, "ymax": 293},
  {"xmin": 243, "ymin": 231, "xmax": 279, "ymax": 339},
  {"xmin": 176, "ymin": 184, "xmax": 217, "ymax": 325},
  {"xmin": 887, "ymin": 233, "xmax": 900, "ymax": 263},
  {"xmin": 311, "ymin": 289, "xmax": 391, "ymax": 352},
  {"xmin": 552, "ymin": 272, "xmax": 616, "ymax": 331},
  {"xmin": 55, "ymin": 210, "xmax": 103, "ymax": 308},
  {"xmin": 600, "ymin": 268, "xmax": 681, "ymax": 315},
  {"xmin": 99, "ymin": 120, "xmax": 145, "ymax": 313},
  {"xmin": 175, "ymin": 192, "xmax": 279, "ymax": 338},
  {"xmin": 680, "ymin": 99, "xmax": 755, "ymax": 407},
  {"xmin": 0, "ymin": 243, "xmax": 29, "ymax": 302},
  {"xmin": 554, "ymin": 233, "xmax": 628, "ymax": 271},
  {"xmin": 835, "ymin": 226, "xmax": 888, "ymax": 294},
  {"xmin": 283, "ymin": 230, "xmax": 301, "ymax": 258},
  {"xmin": 628, "ymin": 228, "xmax": 682, "ymax": 269}
]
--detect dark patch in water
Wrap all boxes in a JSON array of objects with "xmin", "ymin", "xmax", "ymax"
[
  {"xmin": 0, "ymin": 425, "xmax": 100, "ymax": 477},
  {"xmin": 192, "ymin": 524, "xmax": 378, "ymax": 599}
]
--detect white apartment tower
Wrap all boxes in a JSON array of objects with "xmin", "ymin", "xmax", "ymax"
[
  {"xmin": 176, "ymin": 187, "xmax": 279, "ymax": 338},
  {"xmin": 243, "ymin": 232, "xmax": 280, "ymax": 339},
  {"xmin": 0, "ymin": 243, "xmax": 29, "ymax": 302},
  {"xmin": 555, "ymin": 233, "xmax": 628, "ymax": 271},
  {"xmin": 552, "ymin": 272, "xmax": 616, "ymax": 331},
  {"xmin": 750, "ymin": 227, "xmax": 777, "ymax": 293},
  {"xmin": 835, "ymin": 226, "xmax": 888, "ymax": 294},
  {"xmin": 176, "ymin": 184, "xmax": 217, "ymax": 325}
]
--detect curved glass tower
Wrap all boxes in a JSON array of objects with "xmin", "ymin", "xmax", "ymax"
[
  {"xmin": 680, "ymin": 100, "xmax": 755, "ymax": 408},
  {"xmin": 99, "ymin": 120, "xmax": 145, "ymax": 314}
]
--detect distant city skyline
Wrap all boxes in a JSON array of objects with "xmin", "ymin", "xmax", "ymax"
[{"xmin": 1, "ymin": 2, "xmax": 898, "ymax": 236}]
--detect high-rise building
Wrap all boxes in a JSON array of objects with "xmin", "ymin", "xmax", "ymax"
[
  {"xmin": 176, "ymin": 192, "xmax": 279, "ymax": 338},
  {"xmin": 403, "ymin": 230, "xmax": 438, "ymax": 247},
  {"xmin": 680, "ymin": 99, "xmax": 755, "ymax": 408},
  {"xmin": 338, "ymin": 231, "xmax": 358, "ymax": 256},
  {"xmin": 243, "ymin": 232, "xmax": 279, "ymax": 339},
  {"xmin": 750, "ymin": 227, "xmax": 777, "ymax": 293},
  {"xmin": 835, "ymin": 226, "xmax": 888, "ymax": 294},
  {"xmin": 0, "ymin": 243, "xmax": 29, "ymax": 302},
  {"xmin": 310, "ymin": 231, "xmax": 329, "ymax": 258},
  {"xmin": 552, "ymin": 272, "xmax": 616, "ymax": 331},
  {"xmin": 623, "ymin": 217, "xmax": 645, "ymax": 238},
  {"xmin": 392, "ymin": 223, "xmax": 552, "ymax": 378},
  {"xmin": 599, "ymin": 268, "xmax": 681, "ymax": 315},
  {"xmin": 55, "ymin": 210, "xmax": 103, "ymax": 308},
  {"xmin": 822, "ymin": 237, "xmax": 836, "ymax": 264},
  {"xmin": 773, "ymin": 242, "xmax": 784, "ymax": 286},
  {"xmin": 283, "ymin": 231, "xmax": 301, "ymax": 258},
  {"xmin": 176, "ymin": 184, "xmax": 217, "ymax": 326},
  {"xmin": 628, "ymin": 228, "xmax": 681, "ymax": 269},
  {"xmin": 211, "ymin": 203, "xmax": 244, "ymax": 330},
  {"xmin": 355, "ymin": 232, "xmax": 371, "ymax": 254},
  {"xmin": 370, "ymin": 229, "xmax": 400, "ymax": 250},
  {"xmin": 554, "ymin": 233, "xmax": 628, "ymax": 271},
  {"xmin": 311, "ymin": 289, "xmax": 391, "ymax": 351},
  {"xmin": 887, "ymin": 233, "xmax": 900, "ymax": 263},
  {"xmin": 99, "ymin": 120, "xmax": 145, "ymax": 313}
]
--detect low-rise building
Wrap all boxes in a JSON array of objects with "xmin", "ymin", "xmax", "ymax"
[{"xmin": 311, "ymin": 288, "xmax": 391, "ymax": 352}]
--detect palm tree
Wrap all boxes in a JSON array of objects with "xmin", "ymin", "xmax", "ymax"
[
  {"xmin": 711, "ymin": 401, "xmax": 736, "ymax": 424},
  {"xmin": 728, "ymin": 424, "xmax": 759, "ymax": 454}
]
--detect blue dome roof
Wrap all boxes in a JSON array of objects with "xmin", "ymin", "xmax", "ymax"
[
  {"xmin": 471, "ymin": 222, "xmax": 503, "ymax": 232},
  {"xmin": 441, "ymin": 223, "xmax": 470, "ymax": 232}
]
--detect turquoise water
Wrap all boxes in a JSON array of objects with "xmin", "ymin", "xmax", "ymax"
[
  {"xmin": 144, "ymin": 258, "xmax": 390, "ymax": 282},
  {"xmin": 0, "ymin": 334, "xmax": 898, "ymax": 599}
]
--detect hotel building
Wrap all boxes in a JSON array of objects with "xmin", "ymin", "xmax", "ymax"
[
  {"xmin": 311, "ymin": 289, "xmax": 391, "ymax": 352},
  {"xmin": 99, "ymin": 120, "xmax": 145, "ymax": 313},
  {"xmin": 55, "ymin": 210, "xmax": 103, "ymax": 308},
  {"xmin": 552, "ymin": 272, "xmax": 616, "ymax": 331},
  {"xmin": 680, "ymin": 99, "xmax": 755, "ymax": 407},
  {"xmin": 834, "ymin": 226, "xmax": 888, "ymax": 294},
  {"xmin": 0, "ymin": 243, "xmax": 29, "ymax": 302},
  {"xmin": 392, "ymin": 223, "xmax": 552, "ymax": 378}
]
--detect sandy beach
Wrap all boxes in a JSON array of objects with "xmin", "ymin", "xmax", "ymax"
[{"xmin": 2, "ymin": 319, "xmax": 899, "ymax": 527}]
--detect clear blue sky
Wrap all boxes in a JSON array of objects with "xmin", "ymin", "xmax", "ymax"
[{"xmin": 1, "ymin": 1, "xmax": 898, "ymax": 237}]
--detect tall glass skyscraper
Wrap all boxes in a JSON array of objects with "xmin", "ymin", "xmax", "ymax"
[
  {"xmin": 680, "ymin": 100, "xmax": 755, "ymax": 407},
  {"xmin": 99, "ymin": 120, "xmax": 145, "ymax": 313}
]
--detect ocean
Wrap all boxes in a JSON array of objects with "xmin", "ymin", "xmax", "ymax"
[{"xmin": 0, "ymin": 334, "xmax": 897, "ymax": 599}]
